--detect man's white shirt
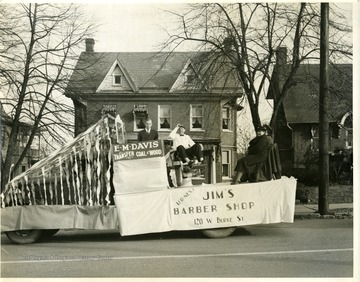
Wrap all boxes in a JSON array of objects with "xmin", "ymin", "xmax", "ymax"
[{"xmin": 169, "ymin": 127, "xmax": 195, "ymax": 150}]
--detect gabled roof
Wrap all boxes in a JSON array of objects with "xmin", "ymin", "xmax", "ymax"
[
  {"xmin": 267, "ymin": 63, "xmax": 352, "ymax": 123},
  {"xmin": 65, "ymin": 52, "xmax": 242, "ymax": 97},
  {"xmin": 1, "ymin": 105, "xmax": 12, "ymax": 124},
  {"xmin": 96, "ymin": 59, "xmax": 139, "ymax": 93},
  {"xmin": 169, "ymin": 58, "xmax": 207, "ymax": 92},
  {"xmin": 1, "ymin": 105, "xmax": 33, "ymax": 128}
]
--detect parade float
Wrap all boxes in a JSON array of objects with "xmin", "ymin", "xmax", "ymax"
[{"xmin": 1, "ymin": 115, "xmax": 296, "ymax": 244}]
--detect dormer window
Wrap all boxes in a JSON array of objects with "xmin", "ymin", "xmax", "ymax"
[
  {"xmin": 186, "ymin": 74, "xmax": 195, "ymax": 84},
  {"xmin": 112, "ymin": 65, "xmax": 122, "ymax": 85},
  {"xmin": 114, "ymin": 75, "xmax": 121, "ymax": 85},
  {"xmin": 184, "ymin": 63, "xmax": 196, "ymax": 85},
  {"xmin": 169, "ymin": 59, "xmax": 205, "ymax": 92}
]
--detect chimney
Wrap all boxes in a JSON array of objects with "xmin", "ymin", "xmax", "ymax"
[
  {"xmin": 85, "ymin": 38, "xmax": 95, "ymax": 52},
  {"xmin": 276, "ymin": 46, "xmax": 287, "ymax": 66},
  {"xmin": 223, "ymin": 36, "xmax": 234, "ymax": 53}
]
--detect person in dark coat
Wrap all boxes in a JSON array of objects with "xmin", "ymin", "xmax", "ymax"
[
  {"xmin": 231, "ymin": 125, "xmax": 273, "ymax": 184},
  {"xmin": 137, "ymin": 119, "xmax": 158, "ymax": 141}
]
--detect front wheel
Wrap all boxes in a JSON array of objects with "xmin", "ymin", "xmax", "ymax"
[
  {"xmin": 5, "ymin": 230, "xmax": 43, "ymax": 244},
  {"xmin": 202, "ymin": 227, "xmax": 236, "ymax": 238}
]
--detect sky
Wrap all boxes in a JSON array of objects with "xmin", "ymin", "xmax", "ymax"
[
  {"xmin": 81, "ymin": 1, "xmax": 354, "ymax": 53},
  {"xmin": 3, "ymin": 1, "xmax": 355, "ymax": 54},
  {"xmin": 84, "ymin": 3, "xmax": 186, "ymax": 52}
]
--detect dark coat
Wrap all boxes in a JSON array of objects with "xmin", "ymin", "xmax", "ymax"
[
  {"xmin": 137, "ymin": 129, "xmax": 158, "ymax": 141},
  {"xmin": 236, "ymin": 135, "xmax": 273, "ymax": 173},
  {"xmin": 247, "ymin": 135, "xmax": 273, "ymax": 163}
]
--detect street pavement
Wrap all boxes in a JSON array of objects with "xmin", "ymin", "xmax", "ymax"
[
  {"xmin": 1, "ymin": 218, "xmax": 354, "ymax": 278},
  {"xmin": 1, "ymin": 200, "xmax": 355, "ymax": 278}
]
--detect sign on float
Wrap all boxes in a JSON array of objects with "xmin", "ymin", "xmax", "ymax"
[{"xmin": 113, "ymin": 140, "xmax": 164, "ymax": 161}]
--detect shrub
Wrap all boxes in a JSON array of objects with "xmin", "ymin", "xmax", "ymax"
[
  {"xmin": 301, "ymin": 146, "xmax": 353, "ymax": 185},
  {"xmin": 303, "ymin": 146, "xmax": 320, "ymax": 185},
  {"xmin": 329, "ymin": 148, "xmax": 353, "ymax": 184}
]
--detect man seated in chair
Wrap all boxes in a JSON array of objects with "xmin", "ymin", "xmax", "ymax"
[
  {"xmin": 169, "ymin": 123, "xmax": 204, "ymax": 167},
  {"xmin": 231, "ymin": 125, "xmax": 273, "ymax": 184}
]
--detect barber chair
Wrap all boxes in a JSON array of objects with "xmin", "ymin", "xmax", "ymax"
[{"xmin": 170, "ymin": 144, "xmax": 206, "ymax": 187}]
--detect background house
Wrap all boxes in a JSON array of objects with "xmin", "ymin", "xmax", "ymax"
[
  {"xmin": 65, "ymin": 39, "xmax": 243, "ymax": 183},
  {"xmin": 1, "ymin": 104, "xmax": 40, "ymax": 180},
  {"xmin": 267, "ymin": 47, "xmax": 352, "ymax": 174}
]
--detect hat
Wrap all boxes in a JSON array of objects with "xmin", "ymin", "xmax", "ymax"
[
  {"xmin": 256, "ymin": 125, "xmax": 266, "ymax": 132},
  {"xmin": 178, "ymin": 124, "xmax": 185, "ymax": 128}
]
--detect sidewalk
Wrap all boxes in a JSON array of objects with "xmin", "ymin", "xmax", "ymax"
[{"xmin": 294, "ymin": 202, "xmax": 353, "ymax": 219}]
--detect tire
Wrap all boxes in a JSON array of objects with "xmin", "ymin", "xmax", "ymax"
[
  {"xmin": 202, "ymin": 227, "xmax": 236, "ymax": 238},
  {"xmin": 41, "ymin": 229, "xmax": 60, "ymax": 237},
  {"xmin": 5, "ymin": 230, "xmax": 43, "ymax": 244}
]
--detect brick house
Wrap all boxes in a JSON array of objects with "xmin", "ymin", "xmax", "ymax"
[
  {"xmin": 1, "ymin": 104, "xmax": 40, "ymax": 179},
  {"xmin": 267, "ymin": 47, "xmax": 352, "ymax": 172},
  {"xmin": 64, "ymin": 39, "xmax": 243, "ymax": 183}
]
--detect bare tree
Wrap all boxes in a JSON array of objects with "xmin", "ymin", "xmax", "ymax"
[
  {"xmin": 161, "ymin": 3, "xmax": 352, "ymax": 134},
  {"xmin": 0, "ymin": 3, "xmax": 95, "ymax": 190}
]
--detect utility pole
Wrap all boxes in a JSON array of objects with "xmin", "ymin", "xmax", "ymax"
[{"xmin": 319, "ymin": 3, "xmax": 330, "ymax": 215}]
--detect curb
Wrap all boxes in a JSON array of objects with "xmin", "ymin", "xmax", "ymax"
[
  {"xmin": 294, "ymin": 201, "xmax": 353, "ymax": 219},
  {"xmin": 294, "ymin": 212, "xmax": 353, "ymax": 220}
]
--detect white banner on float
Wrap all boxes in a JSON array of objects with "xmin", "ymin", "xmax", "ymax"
[
  {"xmin": 115, "ymin": 190, "xmax": 173, "ymax": 235},
  {"xmin": 114, "ymin": 177, "xmax": 296, "ymax": 236},
  {"xmin": 112, "ymin": 140, "xmax": 169, "ymax": 195},
  {"xmin": 170, "ymin": 177, "xmax": 296, "ymax": 231}
]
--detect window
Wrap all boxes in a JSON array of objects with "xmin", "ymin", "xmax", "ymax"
[
  {"xmin": 101, "ymin": 104, "xmax": 117, "ymax": 118},
  {"xmin": 114, "ymin": 75, "xmax": 121, "ymax": 85},
  {"xmin": 310, "ymin": 125, "xmax": 319, "ymax": 150},
  {"xmin": 17, "ymin": 133, "xmax": 25, "ymax": 148},
  {"xmin": 133, "ymin": 105, "xmax": 148, "ymax": 131},
  {"xmin": 186, "ymin": 74, "xmax": 195, "ymax": 84},
  {"xmin": 134, "ymin": 112, "xmax": 147, "ymax": 130},
  {"xmin": 112, "ymin": 65, "xmax": 122, "ymax": 85},
  {"xmin": 222, "ymin": 150, "xmax": 231, "ymax": 178},
  {"xmin": 311, "ymin": 124, "xmax": 337, "ymax": 150},
  {"xmin": 343, "ymin": 113, "xmax": 352, "ymax": 148},
  {"xmin": 190, "ymin": 105, "xmax": 203, "ymax": 130},
  {"xmin": 222, "ymin": 107, "xmax": 231, "ymax": 130},
  {"xmin": 184, "ymin": 63, "xmax": 196, "ymax": 85},
  {"xmin": 159, "ymin": 105, "xmax": 171, "ymax": 130},
  {"xmin": 30, "ymin": 135, "xmax": 40, "ymax": 150},
  {"xmin": 346, "ymin": 129, "xmax": 353, "ymax": 148}
]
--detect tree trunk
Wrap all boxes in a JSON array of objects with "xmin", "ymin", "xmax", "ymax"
[
  {"xmin": 244, "ymin": 90, "xmax": 261, "ymax": 130},
  {"xmin": 1, "ymin": 4, "xmax": 38, "ymax": 191}
]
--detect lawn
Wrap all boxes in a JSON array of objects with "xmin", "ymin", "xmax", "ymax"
[{"xmin": 296, "ymin": 182, "xmax": 353, "ymax": 204}]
